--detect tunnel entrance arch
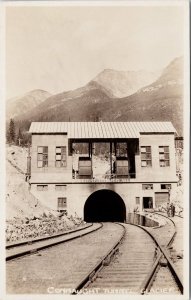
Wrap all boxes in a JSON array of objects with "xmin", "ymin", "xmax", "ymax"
[{"xmin": 84, "ymin": 189, "xmax": 126, "ymax": 222}]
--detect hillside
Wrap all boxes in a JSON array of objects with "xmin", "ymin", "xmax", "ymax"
[
  {"xmin": 25, "ymin": 81, "xmax": 113, "ymax": 113},
  {"xmin": 14, "ymin": 87, "xmax": 111, "ymax": 127},
  {"xmin": 92, "ymin": 68, "xmax": 160, "ymax": 98},
  {"xmin": 12, "ymin": 56, "xmax": 183, "ymax": 136},
  {"xmin": 154, "ymin": 56, "xmax": 183, "ymax": 86},
  {"xmin": 6, "ymin": 145, "xmax": 85, "ymax": 234},
  {"xmin": 105, "ymin": 84, "xmax": 183, "ymax": 135},
  {"xmin": 100, "ymin": 57, "xmax": 183, "ymax": 135},
  {"xmin": 7, "ymin": 89, "xmax": 51, "ymax": 119},
  {"xmin": 6, "ymin": 145, "xmax": 55, "ymax": 220},
  {"xmin": 103, "ymin": 57, "xmax": 183, "ymax": 135}
]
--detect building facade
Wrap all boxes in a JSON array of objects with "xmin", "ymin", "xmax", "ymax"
[{"xmin": 28, "ymin": 122, "xmax": 177, "ymax": 220}]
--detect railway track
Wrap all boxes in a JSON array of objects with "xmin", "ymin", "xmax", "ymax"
[
  {"xmin": 6, "ymin": 215, "xmax": 183, "ymax": 295},
  {"xmin": 152, "ymin": 212, "xmax": 184, "ymax": 279},
  {"xmin": 73, "ymin": 214, "xmax": 183, "ymax": 295},
  {"xmin": 6, "ymin": 222, "xmax": 125, "ymax": 294},
  {"xmin": 77, "ymin": 223, "xmax": 156, "ymax": 294},
  {"xmin": 6, "ymin": 223, "xmax": 101, "ymax": 261},
  {"xmin": 138, "ymin": 213, "xmax": 183, "ymax": 295}
]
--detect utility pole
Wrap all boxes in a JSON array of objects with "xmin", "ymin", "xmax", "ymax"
[{"xmin": 26, "ymin": 142, "xmax": 31, "ymax": 181}]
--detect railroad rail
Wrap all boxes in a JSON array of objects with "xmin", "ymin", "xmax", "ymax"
[
  {"xmin": 6, "ymin": 222, "xmax": 102, "ymax": 261},
  {"xmin": 138, "ymin": 213, "xmax": 183, "ymax": 294},
  {"xmin": 74, "ymin": 223, "xmax": 156, "ymax": 294},
  {"xmin": 6, "ymin": 223, "xmax": 93, "ymax": 249},
  {"xmin": 6, "ymin": 222, "xmax": 125, "ymax": 294},
  {"xmin": 72, "ymin": 214, "xmax": 183, "ymax": 295},
  {"xmin": 71, "ymin": 222, "xmax": 126, "ymax": 294},
  {"xmin": 6, "ymin": 216, "xmax": 183, "ymax": 295}
]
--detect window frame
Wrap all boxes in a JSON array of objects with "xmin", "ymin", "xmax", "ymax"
[
  {"xmin": 37, "ymin": 146, "xmax": 48, "ymax": 168},
  {"xmin": 37, "ymin": 185, "xmax": 48, "ymax": 191},
  {"xmin": 55, "ymin": 146, "xmax": 67, "ymax": 167},
  {"xmin": 142, "ymin": 184, "xmax": 153, "ymax": 190},
  {"xmin": 161, "ymin": 184, "xmax": 171, "ymax": 190},
  {"xmin": 159, "ymin": 146, "xmax": 170, "ymax": 167},
  {"xmin": 135, "ymin": 197, "xmax": 140, "ymax": 205},
  {"xmin": 57, "ymin": 197, "xmax": 67, "ymax": 210},
  {"xmin": 55, "ymin": 185, "xmax": 67, "ymax": 191},
  {"xmin": 141, "ymin": 146, "xmax": 152, "ymax": 167}
]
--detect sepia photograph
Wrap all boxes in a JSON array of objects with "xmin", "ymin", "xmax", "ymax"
[{"xmin": 2, "ymin": 1, "xmax": 189, "ymax": 299}]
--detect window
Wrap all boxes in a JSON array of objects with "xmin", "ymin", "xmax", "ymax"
[
  {"xmin": 37, "ymin": 146, "xmax": 48, "ymax": 167},
  {"xmin": 142, "ymin": 184, "xmax": 153, "ymax": 190},
  {"xmin": 55, "ymin": 185, "xmax": 66, "ymax": 191},
  {"xmin": 161, "ymin": 184, "xmax": 171, "ymax": 190},
  {"xmin": 37, "ymin": 185, "xmax": 48, "ymax": 191},
  {"xmin": 141, "ymin": 146, "xmax": 152, "ymax": 167},
  {"xmin": 56, "ymin": 147, "xmax": 67, "ymax": 167},
  {"xmin": 136, "ymin": 197, "xmax": 140, "ymax": 205},
  {"xmin": 58, "ymin": 197, "xmax": 67, "ymax": 210},
  {"xmin": 159, "ymin": 146, "xmax": 170, "ymax": 167},
  {"xmin": 143, "ymin": 197, "xmax": 153, "ymax": 209}
]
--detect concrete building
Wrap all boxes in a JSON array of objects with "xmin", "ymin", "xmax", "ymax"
[{"xmin": 28, "ymin": 122, "xmax": 177, "ymax": 221}]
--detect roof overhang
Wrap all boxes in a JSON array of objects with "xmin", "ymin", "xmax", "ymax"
[{"xmin": 29, "ymin": 121, "xmax": 176, "ymax": 139}]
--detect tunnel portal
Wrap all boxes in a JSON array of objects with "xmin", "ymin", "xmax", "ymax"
[{"xmin": 84, "ymin": 189, "xmax": 126, "ymax": 222}]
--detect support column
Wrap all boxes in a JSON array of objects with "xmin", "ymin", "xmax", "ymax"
[
  {"xmin": 114, "ymin": 142, "xmax": 117, "ymax": 175},
  {"xmin": 110, "ymin": 142, "xmax": 112, "ymax": 174},
  {"xmin": 92, "ymin": 143, "xmax": 95, "ymax": 155},
  {"xmin": 114, "ymin": 142, "xmax": 117, "ymax": 156},
  {"xmin": 88, "ymin": 141, "xmax": 91, "ymax": 157},
  {"xmin": 126, "ymin": 142, "xmax": 129, "ymax": 176},
  {"xmin": 69, "ymin": 139, "xmax": 73, "ymax": 156},
  {"xmin": 89, "ymin": 141, "xmax": 93, "ymax": 178},
  {"xmin": 26, "ymin": 143, "xmax": 31, "ymax": 181}
]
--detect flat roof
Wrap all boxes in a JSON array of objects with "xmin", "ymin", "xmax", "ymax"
[{"xmin": 29, "ymin": 122, "xmax": 176, "ymax": 139}]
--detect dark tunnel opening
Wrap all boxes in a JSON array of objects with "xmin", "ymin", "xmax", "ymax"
[{"xmin": 84, "ymin": 189, "xmax": 126, "ymax": 222}]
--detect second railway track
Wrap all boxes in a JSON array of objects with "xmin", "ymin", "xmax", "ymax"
[
  {"xmin": 6, "ymin": 223, "xmax": 101, "ymax": 261},
  {"xmin": 6, "ymin": 222, "xmax": 124, "ymax": 294}
]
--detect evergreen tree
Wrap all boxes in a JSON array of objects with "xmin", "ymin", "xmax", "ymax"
[{"xmin": 7, "ymin": 119, "xmax": 15, "ymax": 144}]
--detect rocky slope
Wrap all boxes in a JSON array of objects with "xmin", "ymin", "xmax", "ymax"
[{"xmin": 92, "ymin": 68, "xmax": 160, "ymax": 97}]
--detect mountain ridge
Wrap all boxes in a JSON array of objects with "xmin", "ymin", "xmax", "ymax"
[
  {"xmin": 7, "ymin": 89, "xmax": 51, "ymax": 119},
  {"xmin": 7, "ymin": 56, "xmax": 184, "ymax": 136},
  {"xmin": 92, "ymin": 68, "xmax": 161, "ymax": 98}
]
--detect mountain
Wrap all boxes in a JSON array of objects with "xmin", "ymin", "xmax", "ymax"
[
  {"xmin": 6, "ymin": 89, "xmax": 51, "ymax": 119},
  {"xmin": 105, "ymin": 56, "xmax": 183, "ymax": 135},
  {"xmin": 32, "ymin": 81, "xmax": 114, "ymax": 111},
  {"xmin": 92, "ymin": 69, "xmax": 160, "ymax": 98},
  {"xmin": 12, "ymin": 56, "xmax": 183, "ymax": 136},
  {"xmin": 13, "ymin": 84, "xmax": 112, "ymax": 131},
  {"xmin": 154, "ymin": 56, "xmax": 183, "ymax": 86},
  {"xmin": 139, "ymin": 56, "xmax": 183, "ymax": 93}
]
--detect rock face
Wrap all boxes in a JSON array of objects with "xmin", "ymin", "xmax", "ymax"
[{"xmin": 92, "ymin": 68, "xmax": 160, "ymax": 98}]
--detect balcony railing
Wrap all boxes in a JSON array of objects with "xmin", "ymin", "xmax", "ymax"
[{"xmin": 71, "ymin": 173, "xmax": 136, "ymax": 183}]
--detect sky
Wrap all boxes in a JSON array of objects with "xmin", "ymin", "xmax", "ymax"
[{"xmin": 6, "ymin": 4, "xmax": 185, "ymax": 99}]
